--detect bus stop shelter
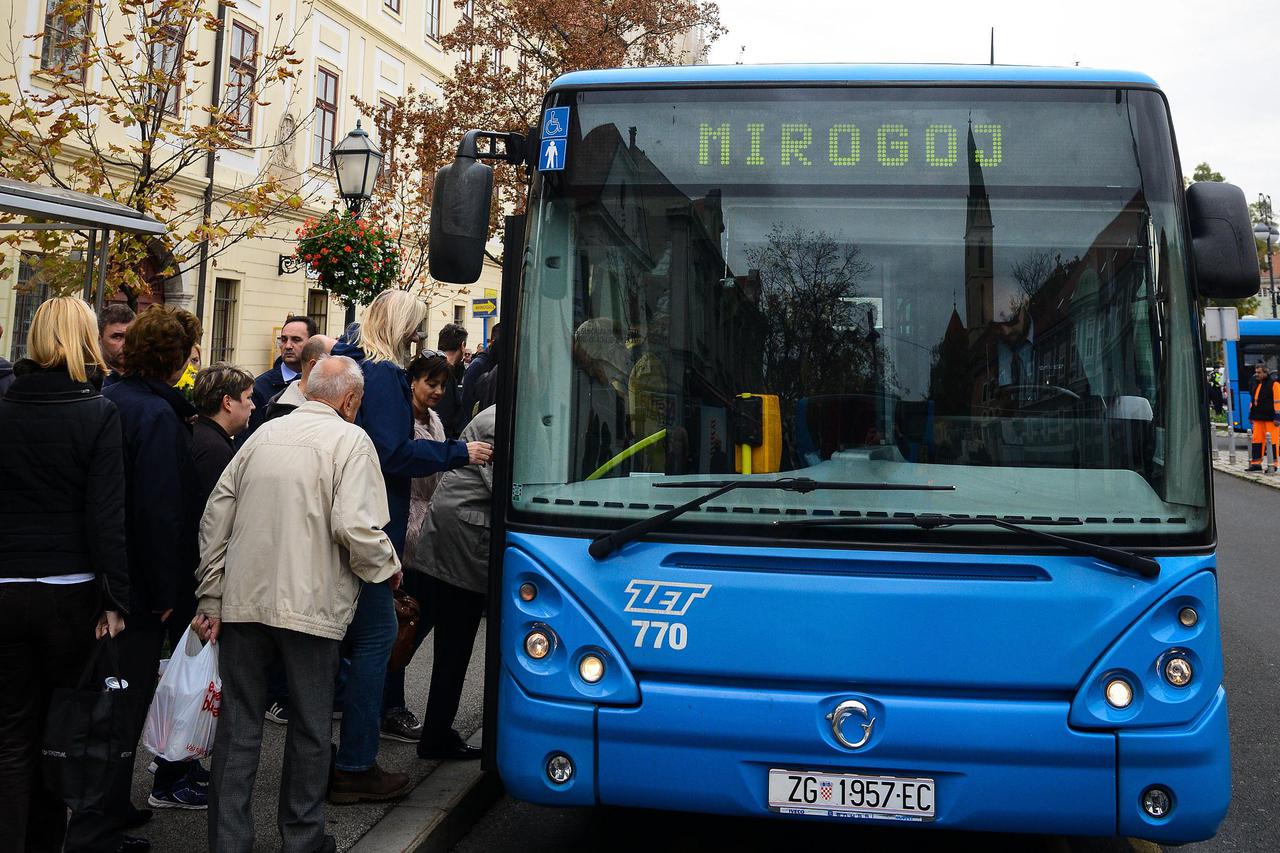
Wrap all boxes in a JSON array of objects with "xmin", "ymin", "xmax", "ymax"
[{"xmin": 0, "ymin": 176, "xmax": 167, "ymax": 313}]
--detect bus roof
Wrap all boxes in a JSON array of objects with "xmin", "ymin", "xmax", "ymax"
[{"xmin": 550, "ymin": 64, "xmax": 1160, "ymax": 90}]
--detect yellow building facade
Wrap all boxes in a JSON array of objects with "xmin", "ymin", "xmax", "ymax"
[{"xmin": 0, "ymin": 0, "xmax": 504, "ymax": 374}]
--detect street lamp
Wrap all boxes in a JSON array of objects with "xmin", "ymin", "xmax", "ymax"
[
  {"xmin": 1255, "ymin": 193, "xmax": 1276, "ymax": 318},
  {"xmin": 331, "ymin": 120, "xmax": 383, "ymax": 218}
]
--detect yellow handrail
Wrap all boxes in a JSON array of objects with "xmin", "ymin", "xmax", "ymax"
[{"xmin": 585, "ymin": 429, "xmax": 668, "ymax": 481}]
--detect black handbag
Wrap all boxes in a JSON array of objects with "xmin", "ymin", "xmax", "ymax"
[{"xmin": 42, "ymin": 635, "xmax": 135, "ymax": 813}]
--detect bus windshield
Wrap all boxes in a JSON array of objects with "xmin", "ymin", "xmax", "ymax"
[{"xmin": 510, "ymin": 85, "xmax": 1207, "ymax": 545}]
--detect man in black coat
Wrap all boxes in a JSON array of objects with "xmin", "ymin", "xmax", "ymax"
[
  {"xmin": 191, "ymin": 364, "xmax": 255, "ymax": 507},
  {"xmin": 433, "ymin": 323, "xmax": 468, "ymax": 438},
  {"xmin": 458, "ymin": 322, "xmax": 498, "ymax": 431},
  {"xmin": 240, "ymin": 314, "xmax": 315, "ymax": 443}
]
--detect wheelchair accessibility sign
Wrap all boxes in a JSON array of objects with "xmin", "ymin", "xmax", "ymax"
[{"xmin": 539, "ymin": 107, "xmax": 569, "ymax": 171}]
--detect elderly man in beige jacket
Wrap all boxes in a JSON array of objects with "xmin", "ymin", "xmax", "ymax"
[{"xmin": 192, "ymin": 355, "xmax": 399, "ymax": 853}]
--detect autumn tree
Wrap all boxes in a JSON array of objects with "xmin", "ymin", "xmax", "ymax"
[
  {"xmin": 438, "ymin": 0, "xmax": 725, "ymax": 233},
  {"xmin": 353, "ymin": 88, "xmax": 453, "ymax": 298},
  {"xmin": 0, "ymin": 0, "xmax": 322, "ymax": 305}
]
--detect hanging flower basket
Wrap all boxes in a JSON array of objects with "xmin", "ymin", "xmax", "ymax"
[{"xmin": 294, "ymin": 210, "xmax": 401, "ymax": 307}]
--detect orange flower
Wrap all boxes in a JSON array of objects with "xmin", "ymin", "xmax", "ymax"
[
  {"xmin": 344, "ymin": 245, "xmax": 353, "ymax": 253},
  {"xmin": 320, "ymin": 247, "xmax": 329, "ymax": 254}
]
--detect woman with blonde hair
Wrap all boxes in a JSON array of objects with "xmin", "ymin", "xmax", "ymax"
[
  {"xmin": 0, "ymin": 296, "xmax": 130, "ymax": 852},
  {"xmin": 328, "ymin": 290, "xmax": 492, "ymax": 799}
]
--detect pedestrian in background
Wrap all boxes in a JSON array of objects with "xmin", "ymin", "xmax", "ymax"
[
  {"xmin": 68, "ymin": 305, "xmax": 205, "ymax": 852},
  {"xmin": 381, "ymin": 352, "xmax": 451, "ymax": 741},
  {"xmin": 433, "ymin": 323, "xmax": 468, "ymax": 439},
  {"xmin": 0, "ymin": 297, "xmax": 129, "ymax": 853},
  {"xmin": 97, "ymin": 303, "xmax": 135, "ymax": 389},
  {"xmin": 241, "ymin": 315, "xmax": 315, "ymax": 442},
  {"xmin": 0, "ymin": 320, "xmax": 14, "ymax": 396},
  {"xmin": 1248, "ymin": 361, "xmax": 1280, "ymax": 473},
  {"xmin": 411, "ymin": 405, "xmax": 498, "ymax": 760},
  {"xmin": 191, "ymin": 364, "xmax": 256, "ymax": 508},
  {"xmin": 264, "ymin": 334, "xmax": 334, "ymax": 422},
  {"xmin": 459, "ymin": 322, "xmax": 499, "ymax": 429},
  {"xmin": 194, "ymin": 356, "xmax": 400, "ymax": 853},
  {"xmin": 328, "ymin": 290, "xmax": 489, "ymax": 800}
]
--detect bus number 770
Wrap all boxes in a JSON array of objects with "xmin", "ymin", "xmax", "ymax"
[{"xmin": 632, "ymin": 619, "xmax": 688, "ymax": 650}]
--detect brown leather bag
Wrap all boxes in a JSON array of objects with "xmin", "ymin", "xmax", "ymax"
[{"xmin": 388, "ymin": 588, "xmax": 421, "ymax": 672}]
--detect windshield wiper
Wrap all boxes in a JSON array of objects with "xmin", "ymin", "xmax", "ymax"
[
  {"xmin": 587, "ymin": 477, "xmax": 954, "ymax": 559},
  {"xmin": 776, "ymin": 515, "xmax": 1159, "ymax": 578}
]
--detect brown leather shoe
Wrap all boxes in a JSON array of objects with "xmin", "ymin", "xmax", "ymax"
[{"xmin": 328, "ymin": 764, "xmax": 413, "ymax": 804}]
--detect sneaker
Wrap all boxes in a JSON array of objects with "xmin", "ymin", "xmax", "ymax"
[
  {"xmin": 147, "ymin": 781, "xmax": 208, "ymax": 810},
  {"xmin": 265, "ymin": 701, "xmax": 290, "ymax": 724},
  {"xmin": 185, "ymin": 761, "xmax": 210, "ymax": 789},
  {"xmin": 380, "ymin": 708, "xmax": 423, "ymax": 743},
  {"xmin": 1248, "ymin": 464, "xmax": 1263, "ymax": 472},
  {"xmin": 328, "ymin": 764, "xmax": 413, "ymax": 804}
]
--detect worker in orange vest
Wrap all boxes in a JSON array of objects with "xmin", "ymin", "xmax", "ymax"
[{"xmin": 1248, "ymin": 361, "xmax": 1280, "ymax": 473}]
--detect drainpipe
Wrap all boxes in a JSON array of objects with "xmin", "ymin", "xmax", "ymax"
[{"xmin": 194, "ymin": 3, "xmax": 228, "ymax": 322}]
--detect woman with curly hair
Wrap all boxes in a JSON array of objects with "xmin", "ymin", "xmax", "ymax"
[{"xmin": 67, "ymin": 306, "xmax": 204, "ymax": 851}]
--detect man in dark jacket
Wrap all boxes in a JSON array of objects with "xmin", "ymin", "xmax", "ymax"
[
  {"xmin": 458, "ymin": 322, "xmax": 498, "ymax": 431},
  {"xmin": 97, "ymin": 303, "xmax": 135, "ymax": 388},
  {"xmin": 67, "ymin": 306, "xmax": 205, "ymax": 851},
  {"xmin": 433, "ymin": 323, "xmax": 468, "ymax": 438},
  {"xmin": 241, "ymin": 315, "xmax": 315, "ymax": 442},
  {"xmin": 191, "ymin": 364, "xmax": 255, "ymax": 507}
]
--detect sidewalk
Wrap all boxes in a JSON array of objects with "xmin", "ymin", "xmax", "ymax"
[
  {"xmin": 1211, "ymin": 426, "xmax": 1280, "ymax": 489},
  {"xmin": 129, "ymin": 626, "xmax": 494, "ymax": 852}
]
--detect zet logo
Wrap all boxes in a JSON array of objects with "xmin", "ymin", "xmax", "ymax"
[{"xmin": 623, "ymin": 579, "xmax": 711, "ymax": 616}]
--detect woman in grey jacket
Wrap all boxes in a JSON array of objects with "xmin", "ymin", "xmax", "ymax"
[{"xmin": 411, "ymin": 405, "xmax": 497, "ymax": 760}]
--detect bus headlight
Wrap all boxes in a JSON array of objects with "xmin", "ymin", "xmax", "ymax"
[
  {"xmin": 1162, "ymin": 654, "xmax": 1193, "ymax": 688},
  {"xmin": 578, "ymin": 654, "xmax": 605, "ymax": 683},
  {"xmin": 1105, "ymin": 677, "xmax": 1134, "ymax": 709},
  {"xmin": 525, "ymin": 630, "xmax": 552, "ymax": 660}
]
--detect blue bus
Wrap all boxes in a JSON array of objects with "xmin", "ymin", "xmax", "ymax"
[
  {"xmin": 428, "ymin": 65, "xmax": 1259, "ymax": 844},
  {"xmin": 1223, "ymin": 317, "xmax": 1280, "ymax": 431}
]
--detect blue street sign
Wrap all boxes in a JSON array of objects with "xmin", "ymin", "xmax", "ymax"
[
  {"xmin": 538, "ymin": 137, "xmax": 566, "ymax": 171},
  {"xmin": 472, "ymin": 298, "xmax": 498, "ymax": 318},
  {"xmin": 542, "ymin": 107, "xmax": 569, "ymax": 140}
]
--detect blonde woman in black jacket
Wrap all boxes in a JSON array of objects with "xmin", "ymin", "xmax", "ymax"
[{"xmin": 0, "ymin": 296, "xmax": 129, "ymax": 853}]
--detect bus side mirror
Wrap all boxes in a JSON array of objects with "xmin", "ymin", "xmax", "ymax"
[
  {"xmin": 429, "ymin": 135, "xmax": 495, "ymax": 284},
  {"xmin": 1187, "ymin": 181, "xmax": 1261, "ymax": 299}
]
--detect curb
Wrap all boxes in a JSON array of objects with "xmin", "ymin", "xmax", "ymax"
[{"xmin": 349, "ymin": 731, "xmax": 501, "ymax": 853}]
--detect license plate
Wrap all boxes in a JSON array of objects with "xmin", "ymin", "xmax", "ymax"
[{"xmin": 767, "ymin": 769, "xmax": 936, "ymax": 821}]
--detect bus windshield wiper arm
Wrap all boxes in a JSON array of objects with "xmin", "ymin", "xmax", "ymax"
[
  {"xmin": 587, "ymin": 477, "xmax": 954, "ymax": 560},
  {"xmin": 777, "ymin": 515, "xmax": 1159, "ymax": 578}
]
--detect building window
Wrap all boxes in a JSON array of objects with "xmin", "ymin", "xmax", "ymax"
[
  {"xmin": 8, "ymin": 255, "xmax": 48, "ymax": 362},
  {"xmin": 227, "ymin": 22, "xmax": 258, "ymax": 141},
  {"xmin": 148, "ymin": 24, "xmax": 183, "ymax": 115},
  {"xmin": 425, "ymin": 0, "xmax": 441, "ymax": 40},
  {"xmin": 314, "ymin": 67, "xmax": 339, "ymax": 167},
  {"xmin": 384, "ymin": 0, "xmax": 400, "ymax": 13},
  {"xmin": 211, "ymin": 278, "xmax": 237, "ymax": 363},
  {"xmin": 307, "ymin": 288, "xmax": 329, "ymax": 336},
  {"xmin": 490, "ymin": 48, "xmax": 503, "ymax": 75},
  {"xmin": 375, "ymin": 98, "xmax": 397, "ymax": 163},
  {"xmin": 461, "ymin": 0, "xmax": 474, "ymax": 61},
  {"xmin": 454, "ymin": 304, "xmax": 465, "ymax": 325},
  {"xmin": 40, "ymin": 0, "xmax": 91, "ymax": 78}
]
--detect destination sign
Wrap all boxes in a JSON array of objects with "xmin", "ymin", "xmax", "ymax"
[{"xmin": 571, "ymin": 93, "xmax": 1148, "ymax": 189}]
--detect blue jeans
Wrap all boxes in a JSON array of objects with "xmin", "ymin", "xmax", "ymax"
[{"xmin": 336, "ymin": 581, "xmax": 397, "ymax": 772}]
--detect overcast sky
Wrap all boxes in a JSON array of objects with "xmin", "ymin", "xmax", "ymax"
[{"xmin": 706, "ymin": 0, "xmax": 1279, "ymax": 209}]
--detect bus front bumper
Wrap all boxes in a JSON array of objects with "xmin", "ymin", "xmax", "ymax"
[{"xmin": 497, "ymin": 670, "xmax": 1230, "ymax": 843}]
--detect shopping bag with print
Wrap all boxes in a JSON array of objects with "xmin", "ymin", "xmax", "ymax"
[{"xmin": 141, "ymin": 626, "xmax": 221, "ymax": 761}]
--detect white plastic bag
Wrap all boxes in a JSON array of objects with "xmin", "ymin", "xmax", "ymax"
[{"xmin": 142, "ymin": 626, "xmax": 221, "ymax": 761}]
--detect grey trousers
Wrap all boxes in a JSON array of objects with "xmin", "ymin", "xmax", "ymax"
[{"xmin": 209, "ymin": 623, "xmax": 340, "ymax": 853}]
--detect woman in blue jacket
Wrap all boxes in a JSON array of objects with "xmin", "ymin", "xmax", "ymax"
[{"xmin": 329, "ymin": 290, "xmax": 492, "ymax": 802}]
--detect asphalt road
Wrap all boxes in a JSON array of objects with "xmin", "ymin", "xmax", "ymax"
[{"xmin": 455, "ymin": 471, "xmax": 1279, "ymax": 852}]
